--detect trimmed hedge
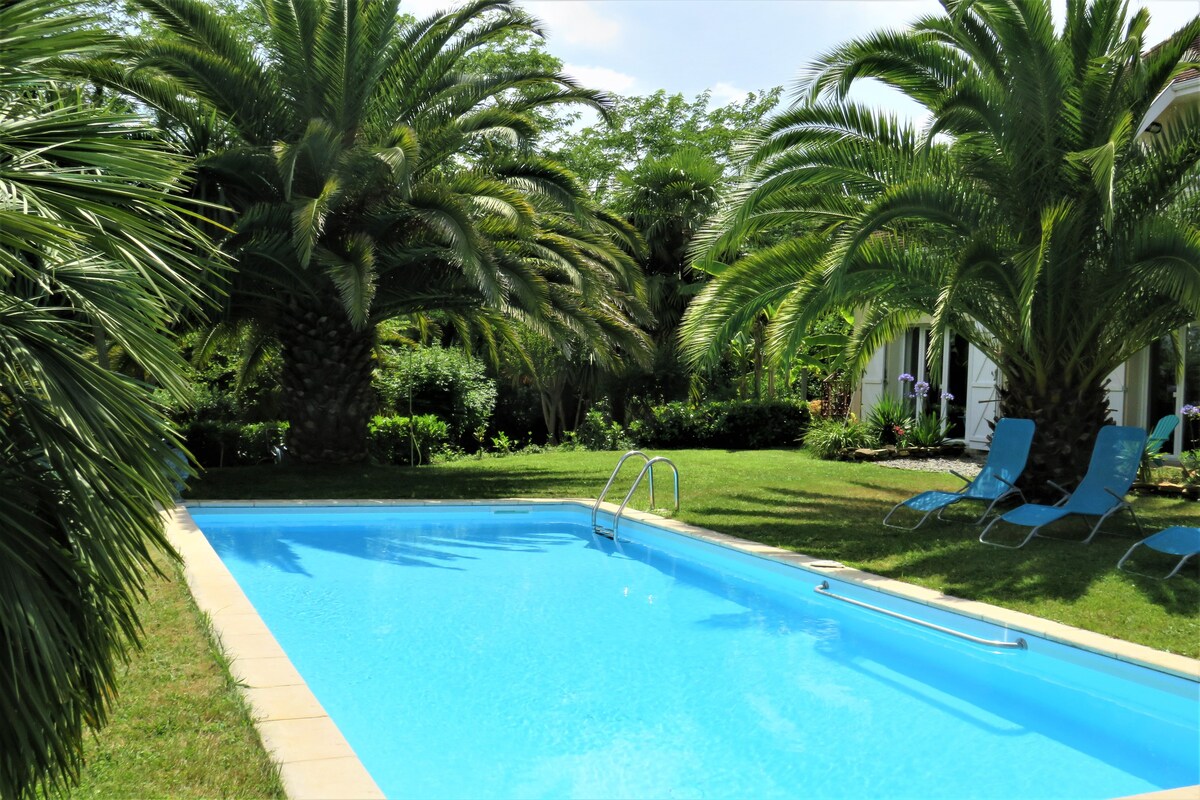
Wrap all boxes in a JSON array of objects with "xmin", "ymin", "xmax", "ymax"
[
  {"xmin": 637, "ymin": 401, "xmax": 809, "ymax": 449},
  {"xmin": 367, "ymin": 414, "xmax": 450, "ymax": 465}
]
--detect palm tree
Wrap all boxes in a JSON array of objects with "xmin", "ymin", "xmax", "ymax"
[
  {"xmin": 683, "ymin": 0, "xmax": 1200, "ymax": 492},
  {"xmin": 607, "ymin": 148, "xmax": 722, "ymax": 413},
  {"xmin": 98, "ymin": 0, "xmax": 647, "ymax": 463},
  {"xmin": 0, "ymin": 0, "xmax": 215, "ymax": 795},
  {"xmin": 620, "ymin": 148, "xmax": 723, "ymax": 339}
]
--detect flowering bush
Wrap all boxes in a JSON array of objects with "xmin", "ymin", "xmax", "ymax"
[
  {"xmin": 898, "ymin": 372, "xmax": 953, "ymax": 403},
  {"xmin": 865, "ymin": 394, "xmax": 913, "ymax": 445},
  {"xmin": 1181, "ymin": 404, "xmax": 1200, "ymax": 419}
]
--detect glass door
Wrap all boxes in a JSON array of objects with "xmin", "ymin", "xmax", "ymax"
[
  {"xmin": 1182, "ymin": 323, "xmax": 1199, "ymax": 454},
  {"xmin": 903, "ymin": 328, "xmax": 965, "ymax": 435},
  {"xmin": 1148, "ymin": 322, "xmax": 1200, "ymax": 456}
]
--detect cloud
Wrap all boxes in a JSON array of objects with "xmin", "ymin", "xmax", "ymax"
[
  {"xmin": 522, "ymin": 1, "xmax": 623, "ymax": 49},
  {"xmin": 708, "ymin": 81, "xmax": 752, "ymax": 106},
  {"xmin": 563, "ymin": 63, "xmax": 638, "ymax": 95}
]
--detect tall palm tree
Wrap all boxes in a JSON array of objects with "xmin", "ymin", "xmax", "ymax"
[
  {"xmin": 683, "ymin": 0, "xmax": 1200, "ymax": 492},
  {"xmin": 619, "ymin": 148, "xmax": 723, "ymax": 339},
  {"xmin": 607, "ymin": 148, "xmax": 723, "ymax": 412},
  {"xmin": 95, "ymin": 0, "xmax": 647, "ymax": 463},
  {"xmin": 0, "ymin": 0, "xmax": 215, "ymax": 796}
]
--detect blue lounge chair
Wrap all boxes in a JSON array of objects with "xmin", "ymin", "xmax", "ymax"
[
  {"xmin": 882, "ymin": 418, "xmax": 1035, "ymax": 530},
  {"xmin": 1146, "ymin": 414, "xmax": 1180, "ymax": 454},
  {"xmin": 979, "ymin": 425, "xmax": 1147, "ymax": 549},
  {"xmin": 1118, "ymin": 527, "xmax": 1200, "ymax": 580},
  {"xmin": 1139, "ymin": 414, "xmax": 1181, "ymax": 481}
]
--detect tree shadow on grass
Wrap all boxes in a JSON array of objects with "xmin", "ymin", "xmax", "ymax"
[
  {"xmin": 683, "ymin": 483, "xmax": 1199, "ymax": 620},
  {"xmin": 189, "ymin": 462, "xmax": 601, "ymax": 500}
]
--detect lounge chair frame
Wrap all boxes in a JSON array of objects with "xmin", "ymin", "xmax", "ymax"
[
  {"xmin": 882, "ymin": 471, "xmax": 1024, "ymax": 530},
  {"xmin": 1117, "ymin": 526, "xmax": 1200, "ymax": 580},
  {"xmin": 882, "ymin": 418, "xmax": 1036, "ymax": 531},
  {"xmin": 978, "ymin": 426, "xmax": 1148, "ymax": 549},
  {"xmin": 979, "ymin": 487, "xmax": 1145, "ymax": 549}
]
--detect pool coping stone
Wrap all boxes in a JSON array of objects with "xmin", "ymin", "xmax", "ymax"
[
  {"xmin": 175, "ymin": 498, "xmax": 1200, "ymax": 799},
  {"xmin": 165, "ymin": 506, "xmax": 386, "ymax": 800}
]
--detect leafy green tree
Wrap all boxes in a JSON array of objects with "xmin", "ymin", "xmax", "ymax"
[
  {"xmin": 683, "ymin": 0, "xmax": 1200, "ymax": 492},
  {"xmin": 552, "ymin": 88, "xmax": 782, "ymax": 203},
  {"xmin": 101, "ymin": 0, "xmax": 649, "ymax": 463},
  {"xmin": 0, "ymin": 1, "xmax": 214, "ymax": 795}
]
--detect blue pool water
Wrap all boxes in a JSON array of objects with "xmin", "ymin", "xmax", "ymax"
[{"xmin": 191, "ymin": 504, "xmax": 1199, "ymax": 800}]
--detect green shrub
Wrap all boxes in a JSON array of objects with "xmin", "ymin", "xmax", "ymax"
[
  {"xmin": 367, "ymin": 414, "xmax": 450, "ymax": 465},
  {"xmin": 804, "ymin": 417, "xmax": 877, "ymax": 459},
  {"xmin": 638, "ymin": 401, "xmax": 809, "ymax": 449},
  {"xmin": 716, "ymin": 402, "xmax": 810, "ymax": 448},
  {"xmin": 181, "ymin": 420, "xmax": 240, "ymax": 468},
  {"xmin": 181, "ymin": 420, "xmax": 289, "ymax": 467},
  {"xmin": 864, "ymin": 394, "xmax": 915, "ymax": 445},
  {"xmin": 238, "ymin": 422, "xmax": 289, "ymax": 464},
  {"xmin": 576, "ymin": 410, "xmax": 634, "ymax": 451},
  {"xmin": 1181, "ymin": 450, "xmax": 1200, "ymax": 486},
  {"xmin": 374, "ymin": 346, "xmax": 496, "ymax": 446},
  {"xmin": 908, "ymin": 412, "xmax": 950, "ymax": 448},
  {"xmin": 640, "ymin": 402, "xmax": 710, "ymax": 447}
]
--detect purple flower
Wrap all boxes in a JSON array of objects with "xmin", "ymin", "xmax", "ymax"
[
  {"xmin": 1182, "ymin": 404, "xmax": 1200, "ymax": 419},
  {"xmin": 898, "ymin": 373, "xmax": 915, "ymax": 383},
  {"xmin": 941, "ymin": 391, "xmax": 955, "ymax": 402},
  {"xmin": 913, "ymin": 380, "xmax": 930, "ymax": 398}
]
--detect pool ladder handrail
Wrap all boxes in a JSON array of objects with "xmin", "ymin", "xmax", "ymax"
[
  {"xmin": 814, "ymin": 581, "xmax": 1027, "ymax": 650},
  {"xmin": 592, "ymin": 451, "xmax": 653, "ymax": 533},
  {"xmin": 592, "ymin": 451, "xmax": 680, "ymax": 539}
]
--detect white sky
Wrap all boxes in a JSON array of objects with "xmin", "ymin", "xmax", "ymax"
[{"xmin": 400, "ymin": 0, "xmax": 1200, "ymax": 120}]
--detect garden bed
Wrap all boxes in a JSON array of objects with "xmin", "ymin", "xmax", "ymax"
[
  {"xmin": 837, "ymin": 442, "xmax": 966, "ymax": 462},
  {"xmin": 1132, "ymin": 481, "xmax": 1200, "ymax": 501}
]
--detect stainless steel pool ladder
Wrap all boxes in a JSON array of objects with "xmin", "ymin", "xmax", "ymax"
[{"xmin": 592, "ymin": 451, "xmax": 680, "ymax": 540}]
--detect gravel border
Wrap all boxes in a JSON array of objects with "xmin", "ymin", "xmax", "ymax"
[{"xmin": 876, "ymin": 456, "xmax": 983, "ymax": 477}]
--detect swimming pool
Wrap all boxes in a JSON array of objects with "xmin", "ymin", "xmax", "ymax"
[{"xmin": 188, "ymin": 502, "xmax": 1199, "ymax": 799}]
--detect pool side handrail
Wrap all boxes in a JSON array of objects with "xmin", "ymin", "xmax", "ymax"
[{"xmin": 815, "ymin": 581, "xmax": 1027, "ymax": 650}]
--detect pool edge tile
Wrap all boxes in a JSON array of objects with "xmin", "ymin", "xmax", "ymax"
[
  {"xmin": 1118, "ymin": 785, "xmax": 1200, "ymax": 799},
  {"xmin": 278, "ymin": 758, "xmax": 387, "ymax": 800},
  {"xmin": 165, "ymin": 505, "xmax": 386, "ymax": 800}
]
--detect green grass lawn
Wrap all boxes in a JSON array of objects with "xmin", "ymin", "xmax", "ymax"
[
  {"xmin": 63, "ymin": 554, "xmax": 285, "ymax": 799},
  {"xmin": 190, "ymin": 448, "xmax": 1200, "ymax": 657}
]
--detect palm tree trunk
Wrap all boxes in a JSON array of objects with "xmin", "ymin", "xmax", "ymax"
[
  {"xmin": 997, "ymin": 369, "xmax": 1111, "ymax": 502},
  {"xmin": 278, "ymin": 297, "xmax": 375, "ymax": 464}
]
